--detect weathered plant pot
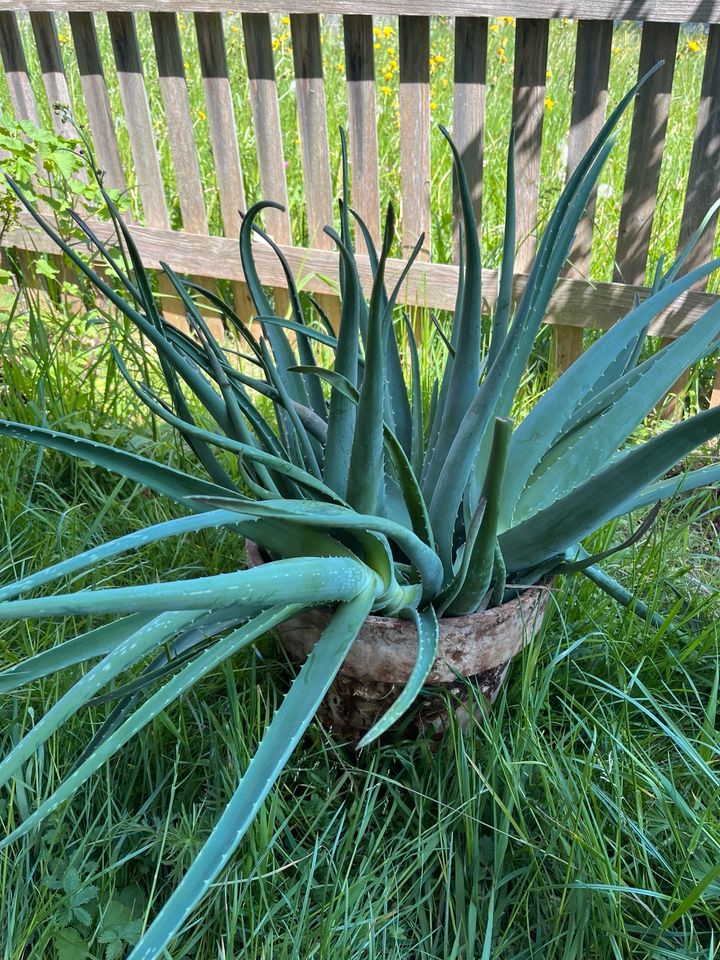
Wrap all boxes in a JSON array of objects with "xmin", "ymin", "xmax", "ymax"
[{"xmin": 246, "ymin": 542, "xmax": 550, "ymax": 740}]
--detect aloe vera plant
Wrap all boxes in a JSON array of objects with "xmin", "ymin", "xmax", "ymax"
[{"xmin": 2, "ymin": 70, "xmax": 720, "ymax": 957}]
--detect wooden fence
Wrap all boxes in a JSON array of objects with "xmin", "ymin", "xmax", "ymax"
[{"xmin": 2, "ymin": 2, "xmax": 720, "ymax": 404}]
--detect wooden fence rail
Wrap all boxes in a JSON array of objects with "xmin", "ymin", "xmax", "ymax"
[{"xmin": 2, "ymin": 2, "xmax": 720, "ymax": 406}]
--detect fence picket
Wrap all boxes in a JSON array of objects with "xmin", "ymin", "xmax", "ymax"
[
  {"xmin": 551, "ymin": 19, "xmax": 613, "ymax": 374},
  {"xmin": 399, "ymin": 15, "xmax": 431, "ymax": 262},
  {"xmin": 452, "ymin": 16, "xmax": 487, "ymax": 262},
  {"xmin": 29, "ymin": 12, "xmax": 77, "ymax": 141},
  {"xmin": 511, "ymin": 18, "xmax": 549, "ymax": 274},
  {"xmin": 194, "ymin": 10, "xmax": 254, "ymax": 319},
  {"xmin": 678, "ymin": 24, "xmax": 720, "ymax": 407},
  {"xmin": 68, "ymin": 12, "xmax": 127, "ymax": 193},
  {"xmin": 343, "ymin": 14, "xmax": 381, "ymax": 249},
  {"xmin": 0, "ymin": 12, "xmax": 41, "ymax": 124},
  {"xmin": 241, "ymin": 11, "xmax": 291, "ymax": 316}
]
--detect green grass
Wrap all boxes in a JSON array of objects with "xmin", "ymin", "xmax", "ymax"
[{"xmin": 0, "ymin": 300, "xmax": 718, "ymax": 960}]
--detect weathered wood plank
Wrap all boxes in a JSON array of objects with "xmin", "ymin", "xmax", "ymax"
[
  {"xmin": 399, "ymin": 15, "xmax": 431, "ymax": 260},
  {"xmin": 68, "ymin": 12, "xmax": 127, "ymax": 193},
  {"xmin": 4, "ymin": 3, "xmax": 720, "ymax": 26},
  {"xmin": 149, "ymin": 11, "xmax": 208, "ymax": 234},
  {"xmin": 343, "ymin": 13, "xmax": 380, "ymax": 249},
  {"xmin": 452, "ymin": 16, "xmax": 487, "ymax": 262},
  {"xmin": 551, "ymin": 18, "xmax": 613, "ymax": 374},
  {"xmin": 29, "ymin": 12, "xmax": 77, "ymax": 140},
  {"xmin": 614, "ymin": 23, "xmax": 679, "ymax": 285},
  {"xmin": 511, "ymin": 18, "xmax": 549, "ymax": 274},
  {"xmin": 107, "ymin": 11, "xmax": 168, "ymax": 228},
  {"xmin": 677, "ymin": 24, "xmax": 720, "ymax": 407},
  {"xmin": 8, "ymin": 215, "xmax": 719, "ymax": 341},
  {"xmin": 241, "ymin": 11, "xmax": 291, "ymax": 316},
  {"xmin": 0, "ymin": 12, "xmax": 41, "ymax": 125},
  {"xmin": 194, "ymin": 10, "xmax": 254, "ymax": 318},
  {"xmin": 290, "ymin": 13, "xmax": 334, "ymax": 251},
  {"xmin": 106, "ymin": 10, "xmax": 188, "ymax": 328}
]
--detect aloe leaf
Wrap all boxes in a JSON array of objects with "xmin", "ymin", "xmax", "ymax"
[
  {"xmin": 500, "ymin": 405, "xmax": 720, "ymax": 572},
  {"xmin": 124, "ymin": 585, "xmax": 376, "ymax": 960},
  {"xmin": 488, "ymin": 126, "xmax": 516, "ymax": 371},
  {"xmin": 421, "ymin": 126, "xmax": 483, "ymax": 494},
  {"xmin": 7, "ymin": 178, "xmax": 232, "ymax": 433},
  {"xmin": 290, "ymin": 366, "xmax": 434, "ymax": 547},
  {"xmin": 0, "ymin": 556, "xmax": 377, "ymax": 621},
  {"xmin": 66, "ymin": 209, "xmax": 141, "ymax": 302},
  {"xmin": 346, "ymin": 206, "xmax": 395, "ymax": 516},
  {"xmin": 193, "ymin": 497, "xmax": 443, "ymax": 604},
  {"xmin": 248, "ymin": 222, "xmax": 324, "ymax": 416},
  {"xmin": 502, "ymin": 257, "xmax": 720, "ymax": 526},
  {"xmin": 357, "ymin": 604, "xmax": 439, "ymax": 748},
  {"xmin": 404, "ymin": 315, "xmax": 424, "ymax": 477},
  {"xmin": 661, "ymin": 197, "xmax": 720, "ymax": 288},
  {"xmin": 578, "ymin": 560, "xmax": 667, "ymax": 630},
  {"xmin": 448, "ymin": 418, "xmax": 513, "ymax": 615},
  {"xmin": 513, "ymin": 295, "xmax": 720, "ymax": 524},
  {"xmin": 428, "ymin": 134, "xmax": 622, "ymax": 565},
  {"xmin": 0, "ymin": 613, "xmax": 154, "ymax": 693},
  {"xmin": 557, "ymin": 505, "xmax": 660, "ymax": 574},
  {"xmin": 619, "ymin": 462, "xmax": 720, "ymax": 514},
  {"xmin": 0, "ymin": 510, "xmax": 244, "ymax": 604},
  {"xmin": 0, "ymin": 420, "xmax": 232, "ymax": 508},
  {"xmin": 239, "ymin": 202, "xmax": 309, "ymax": 408},
  {"xmin": 255, "ymin": 316, "xmax": 338, "ymax": 349},
  {"xmin": 435, "ymin": 498, "xmax": 487, "ymax": 617},
  {"xmin": 0, "ymin": 605, "xmax": 301, "ymax": 850},
  {"xmin": 0, "ymin": 610, "xmax": 201, "ymax": 791}
]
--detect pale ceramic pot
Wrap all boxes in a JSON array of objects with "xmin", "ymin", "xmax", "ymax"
[{"xmin": 246, "ymin": 541, "xmax": 551, "ymax": 740}]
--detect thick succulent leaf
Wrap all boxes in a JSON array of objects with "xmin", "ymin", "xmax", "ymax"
[
  {"xmin": 435, "ymin": 498, "xmax": 487, "ymax": 617},
  {"xmin": 290, "ymin": 366, "xmax": 434, "ymax": 547},
  {"xmin": 501, "ymin": 258, "xmax": 720, "ymax": 526},
  {"xmin": 0, "ymin": 556, "xmax": 378, "ymax": 621},
  {"xmin": 255, "ymin": 316, "xmax": 337, "ymax": 349},
  {"xmin": 500, "ymin": 405, "xmax": 720, "ymax": 572},
  {"xmin": 427, "ymin": 134, "xmax": 623, "ymax": 565},
  {"xmin": 404, "ymin": 316, "xmax": 424, "ymax": 477},
  {"xmin": 7, "ymin": 178, "xmax": 232, "ymax": 433},
  {"xmin": 448, "ymin": 418, "xmax": 513, "ymax": 615},
  {"xmin": 346, "ymin": 207, "xmax": 395, "ymax": 515},
  {"xmin": 513, "ymin": 295, "xmax": 720, "ymax": 524},
  {"xmin": 0, "ymin": 605, "xmax": 301, "ymax": 850},
  {"xmin": 0, "ymin": 613, "xmax": 153, "ymax": 694},
  {"xmin": 357, "ymin": 605, "xmax": 439, "ymax": 748},
  {"xmin": 420, "ymin": 126, "xmax": 483, "ymax": 494},
  {"xmin": 0, "ymin": 610, "xmax": 201, "ymax": 791},
  {"xmin": 322, "ymin": 226, "xmax": 362, "ymax": 495},
  {"xmin": 488, "ymin": 127, "xmax": 516, "ymax": 370},
  {"xmin": 619, "ymin": 462, "xmax": 720, "ymax": 514},
  {"xmin": 194, "ymin": 497, "xmax": 443, "ymax": 604},
  {"xmin": 0, "ymin": 510, "xmax": 245, "ymax": 604},
  {"xmin": 125, "ymin": 585, "xmax": 376, "ymax": 960},
  {"xmin": 0, "ymin": 420, "xmax": 232, "ymax": 508},
  {"xmin": 239, "ymin": 201, "xmax": 309, "ymax": 408}
]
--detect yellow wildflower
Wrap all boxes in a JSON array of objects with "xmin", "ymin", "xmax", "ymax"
[
  {"xmin": 374, "ymin": 42, "xmax": 381, "ymax": 49},
  {"xmin": 380, "ymin": 85, "xmax": 392, "ymax": 95},
  {"xmin": 230, "ymin": 24, "xmax": 239, "ymax": 32},
  {"xmin": 544, "ymin": 96, "xmax": 555, "ymax": 111},
  {"xmin": 197, "ymin": 109, "xmax": 206, "ymax": 121},
  {"xmin": 387, "ymin": 46, "xmax": 395, "ymax": 56},
  {"xmin": 546, "ymin": 68, "xmax": 553, "ymax": 79},
  {"xmin": 389, "ymin": 59, "xmax": 398, "ymax": 70},
  {"xmin": 430, "ymin": 101, "xmax": 438, "ymax": 111},
  {"xmin": 502, "ymin": 15, "xmax": 514, "ymax": 23},
  {"xmin": 489, "ymin": 23, "xmax": 499, "ymax": 32},
  {"xmin": 441, "ymin": 78, "xmax": 448, "ymax": 88},
  {"xmin": 184, "ymin": 62, "xmax": 190, "ymax": 71},
  {"xmin": 384, "ymin": 70, "xmax": 393, "ymax": 81},
  {"xmin": 612, "ymin": 45, "xmax": 620, "ymax": 53},
  {"xmin": 272, "ymin": 38, "xmax": 280, "ymax": 50},
  {"xmin": 383, "ymin": 25, "xmax": 393, "ymax": 37},
  {"xmin": 374, "ymin": 26, "xmax": 382, "ymax": 36},
  {"xmin": 688, "ymin": 38, "xmax": 701, "ymax": 52},
  {"xmin": 281, "ymin": 15, "xmax": 290, "ymax": 24},
  {"xmin": 497, "ymin": 46, "xmax": 507, "ymax": 63}
]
